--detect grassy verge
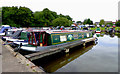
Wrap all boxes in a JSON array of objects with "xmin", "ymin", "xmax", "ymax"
[{"xmin": 89, "ymin": 27, "xmax": 120, "ymax": 31}]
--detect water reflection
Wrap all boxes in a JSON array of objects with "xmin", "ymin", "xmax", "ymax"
[
  {"xmin": 32, "ymin": 43, "xmax": 96, "ymax": 73},
  {"xmin": 95, "ymin": 33, "xmax": 119, "ymax": 38}
]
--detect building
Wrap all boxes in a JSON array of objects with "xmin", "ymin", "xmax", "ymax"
[
  {"xmin": 104, "ymin": 21, "xmax": 112, "ymax": 24},
  {"xmin": 95, "ymin": 22, "xmax": 100, "ymax": 25}
]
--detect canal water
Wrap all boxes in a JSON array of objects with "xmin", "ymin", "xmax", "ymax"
[{"xmin": 32, "ymin": 33, "xmax": 119, "ymax": 72}]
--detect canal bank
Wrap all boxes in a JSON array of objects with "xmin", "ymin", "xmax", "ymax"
[{"xmin": 0, "ymin": 39, "xmax": 44, "ymax": 72}]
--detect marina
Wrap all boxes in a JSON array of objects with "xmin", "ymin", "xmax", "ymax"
[
  {"xmin": 0, "ymin": 1, "xmax": 119, "ymax": 72},
  {"xmin": 0, "ymin": 25, "xmax": 119, "ymax": 73}
]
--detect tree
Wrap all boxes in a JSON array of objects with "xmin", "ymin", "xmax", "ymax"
[
  {"xmin": 58, "ymin": 14, "xmax": 72, "ymax": 21},
  {"xmin": 52, "ymin": 17, "xmax": 72, "ymax": 27},
  {"xmin": 16, "ymin": 6, "xmax": 34, "ymax": 27},
  {"xmin": 2, "ymin": 6, "xmax": 34, "ymax": 27},
  {"xmin": 33, "ymin": 11, "xmax": 45, "ymax": 27},
  {"xmin": 106, "ymin": 22, "xmax": 113, "ymax": 26},
  {"xmin": 0, "ymin": 7, "xmax": 2, "ymax": 24},
  {"xmin": 2, "ymin": 7, "xmax": 18, "ymax": 25},
  {"xmin": 65, "ymin": 15, "xmax": 72, "ymax": 21},
  {"xmin": 115, "ymin": 20, "xmax": 120, "ymax": 27},
  {"xmin": 33, "ymin": 8, "xmax": 73, "ymax": 27},
  {"xmin": 83, "ymin": 18, "xmax": 93, "ymax": 25},
  {"xmin": 33, "ymin": 8, "xmax": 58, "ymax": 27},
  {"xmin": 76, "ymin": 21, "xmax": 82, "ymax": 24},
  {"xmin": 99, "ymin": 19, "xmax": 105, "ymax": 26}
]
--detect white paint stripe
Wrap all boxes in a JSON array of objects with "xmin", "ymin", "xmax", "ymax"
[
  {"xmin": 21, "ymin": 46, "xmax": 36, "ymax": 52},
  {"xmin": 14, "ymin": 42, "xmax": 28, "ymax": 45}
]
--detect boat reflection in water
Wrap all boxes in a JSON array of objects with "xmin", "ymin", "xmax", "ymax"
[{"xmin": 32, "ymin": 42, "xmax": 97, "ymax": 73}]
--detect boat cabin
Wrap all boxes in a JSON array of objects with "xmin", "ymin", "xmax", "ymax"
[
  {"xmin": 28, "ymin": 31, "xmax": 48, "ymax": 46},
  {"xmin": 28, "ymin": 30, "xmax": 93, "ymax": 47}
]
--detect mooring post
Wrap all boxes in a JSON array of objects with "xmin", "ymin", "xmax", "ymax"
[
  {"xmin": 83, "ymin": 43, "xmax": 86, "ymax": 47},
  {"xmin": 65, "ymin": 49, "xmax": 69, "ymax": 53}
]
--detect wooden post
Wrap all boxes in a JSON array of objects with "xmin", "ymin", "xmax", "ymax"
[
  {"xmin": 83, "ymin": 43, "xmax": 86, "ymax": 47},
  {"xmin": 65, "ymin": 49, "xmax": 69, "ymax": 53}
]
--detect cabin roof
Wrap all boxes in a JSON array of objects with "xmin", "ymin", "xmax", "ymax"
[{"xmin": 28, "ymin": 30, "xmax": 90, "ymax": 34}]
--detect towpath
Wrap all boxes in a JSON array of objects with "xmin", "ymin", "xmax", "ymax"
[
  {"xmin": 0, "ymin": 40, "xmax": 34, "ymax": 72},
  {"xmin": 0, "ymin": 36, "xmax": 44, "ymax": 73}
]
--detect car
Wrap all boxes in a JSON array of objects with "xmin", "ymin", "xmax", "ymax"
[{"xmin": 107, "ymin": 24, "xmax": 110, "ymax": 27}]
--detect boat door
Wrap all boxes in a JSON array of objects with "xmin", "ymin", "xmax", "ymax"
[
  {"xmin": 39, "ymin": 32, "xmax": 48, "ymax": 46},
  {"xmin": 28, "ymin": 31, "xmax": 48, "ymax": 46}
]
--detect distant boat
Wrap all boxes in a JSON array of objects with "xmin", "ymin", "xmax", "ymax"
[
  {"xmin": 0, "ymin": 25, "xmax": 11, "ymax": 35},
  {"xmin": 2, "ymin": 30, "xmax": 30, "ymax": 46},
  {"xmin": 95, "ymin": 25, "xmax": 101, "ymax": 33}
]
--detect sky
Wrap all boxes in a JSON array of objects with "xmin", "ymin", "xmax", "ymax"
[{"xmin": 0, "ymin": 0, "xmax": 119, "ymax": 23}]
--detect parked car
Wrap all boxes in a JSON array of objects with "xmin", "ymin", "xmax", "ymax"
[
  {"xmin": 107, "ymin": 24, "xmax": 110, "ymax": 27},
  {"xmin": 83, "ymin": 27, "xmax": 88, "ymax": 30},
  {"xmin": 89, "ymin": 25, "xmax": 95, "ymax": 28}
]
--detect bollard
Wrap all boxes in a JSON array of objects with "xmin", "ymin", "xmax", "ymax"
[
  {"xmin": 83, "ymin": 43, "xmax": 86, "ymax": 47},
  {"xmin": 14, "ymin": 43, "xmax": 22, "ymax": 57},
  {"xmin": 65, "ymin": 48, "xmax": 69, "ymax": 53}
]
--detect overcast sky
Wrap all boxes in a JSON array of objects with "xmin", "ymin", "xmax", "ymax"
[{"xmin": 0, "ymin": 0, "xmax": 119, "ymax": 22}]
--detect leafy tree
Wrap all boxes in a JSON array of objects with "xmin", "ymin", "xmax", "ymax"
[
  {"xmin": 83, "ymin": 18, "xmax": 93, "ymax": 25},
  {"xmin": 106, "ymin": 22, "xmax": 113, "ymax": 26},
  {"xmin": 115, "ymin": 20, "xmax": 120, "ymax": 26},
  {"xmin": 33, "ymin": 8, "xmax": 59, "ymax": 27},
  {"xmin": 33, "ymin": 8, "xmax": 73, "ymax": 27},
  {"xmin": 99, "ymin": 19, "xmax": 105, "ymax": 26},
  {"xmin": 16, "ymin": 6, "xmax": 34, "ymax": 27},
  {"xmin": 33, "ymin": 11, "xmax": 44, "ymax": 27},
  {"xmin": 64, "ymin": 15, "xmax": 72, "ymax": 21},
  {"xmin": 2, "ymin": 7, "xmax": 18, "ymax": 25},
  {"xmin": 76, "ymin": 21, "xmax": 82, "ymax": 24},
  {"xmin": 0, "ymin": 7, "xmax": 2, "ymax": 24},
  {"xmin": 2, "ymin": 6, "xmax": 34, "ymax": 27},
  {"xmin": 58, "ymin": 14, "xmax": 72, "ymax": 21},
  {"xmin": 52, "ymin": 17, "xmax": 72, "ymax": 27}
]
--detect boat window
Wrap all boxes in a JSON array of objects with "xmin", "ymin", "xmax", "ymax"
[
  {"xmin": 28, "ymin": 32, "xmax": 37, "ymax": 46},
  {"xmin": 28, "ymin": 32, "xmax": 48, "ymax": 46}
]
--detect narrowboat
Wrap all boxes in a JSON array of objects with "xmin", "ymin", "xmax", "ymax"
[
  {"xmin": 0, "ymin": 25, "xmax": 11, "ymax": 35},
  {"xmin": 2, "ymin": 30, "xmax": 30, "ymax": 46},
  {"xmin": 14, "ymin": 30, "xmax": 94, "ymax": 52},
  {"xmin": 95, "ymin": 25, "xmax": 101, "ymax": 33}
]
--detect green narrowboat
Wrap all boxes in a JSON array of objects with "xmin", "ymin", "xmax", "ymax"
[
  {"xmin": 17, "ymin": 30, "xmax": 94, "ymax": 52},
  {"xmin": 95, "ymin": 25, "xmax": 101, "ymax": 33}
]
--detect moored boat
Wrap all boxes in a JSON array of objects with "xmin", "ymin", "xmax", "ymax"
[
  {"xmin": 95, "ymin": 25, "xmax": 101, "ymax": 33},
  {"xmin": 2, "ymin": 29, "xmax": 30, "ymax": 46},
  {"xmin": 15, "ymin": 30, "xmax": 94, "ymax": 52},
  {"xmin": 0, "ymin": 25, "xmax": 11, "ymax": 35}
]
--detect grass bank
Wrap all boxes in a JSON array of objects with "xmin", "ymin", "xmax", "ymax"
[{"xmin": 89, "ymin": 27, "xmax": 120, "ymax": 31}]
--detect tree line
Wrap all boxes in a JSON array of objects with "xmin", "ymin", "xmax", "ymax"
[
  {"xmin": 2, "ymin": 6, "xmax": 73, "ymax": 27},
  {"xmin": 1, "ymin": 6, "xmax": 120, "ymax": 27},
  {"xmin": 99, "ymin": 19, "xmax": 120, "ymax": 27}
]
